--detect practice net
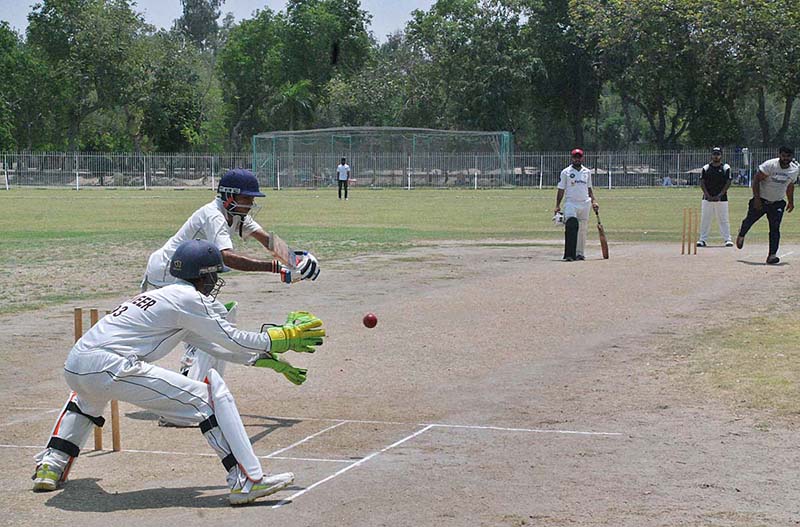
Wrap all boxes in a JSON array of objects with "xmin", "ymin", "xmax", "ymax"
[{"xmin": 252, "ymin": 127, "xmax": 513, "ymax": 189}]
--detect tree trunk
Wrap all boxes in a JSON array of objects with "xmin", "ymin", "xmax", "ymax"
[
  {"xmin": 756, "ymin": 87, "xmax": 770, "ymax": 147},
  {"xmin": 230, "ymin": 103, "xmax": 254, "ymax": 151},
  {"xmin": 772, "ymin": 94, "xmax": 795, "ymax": 146}
]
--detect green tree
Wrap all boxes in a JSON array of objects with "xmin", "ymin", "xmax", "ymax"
[
  {"xmin": 267, "ymin": 79, "xmax": 315, "ymax": 131},
  {"xmin": 404, "ymin": 0, "xmax": 531, "ymax": 133},
  {"xmin": 140, "ymin": 31, "xmax": 206, "ymax": 151},
  {"xmin": 27, "ymin": 0, "xmax": 152, "ymax": 149},
  {"xmin": 174, "ymin": 0, "xmax": 224, "ymax": 51},
  {"xmin": 574, "ymin": 0, "xmax": 705, "ymax": 149},
  {"xmin": 515, "ymin": 0, "xmax": 602, "ymax": 147}
]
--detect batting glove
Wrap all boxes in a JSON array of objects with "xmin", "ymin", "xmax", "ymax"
[{"xmin": 293, "ymin": 250, "xmax": 320, "ymax": 281}]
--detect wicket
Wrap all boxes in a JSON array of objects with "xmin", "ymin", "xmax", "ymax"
[
  {"xmin": 73, "ymin": 308, "xmax": 121, "ymax": 452},
  {"xmin": 681, "ymin": 208, "xmax": 699, "ymax": 255}
]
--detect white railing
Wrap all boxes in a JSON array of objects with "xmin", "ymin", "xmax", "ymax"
[{"xmin": 0, "ymin": 148, "xmax": 782, "ymax": 189}]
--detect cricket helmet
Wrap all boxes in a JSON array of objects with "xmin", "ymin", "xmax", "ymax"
[{"xmin": 170, "ymin": 240, "xmax": 230, "ymax": 280}]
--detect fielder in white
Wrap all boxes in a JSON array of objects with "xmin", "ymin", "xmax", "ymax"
[
  {"xmin": 697, "ymin": 147, "xmax": 733, "ymax": 247},
  {"xmin": 554, "ymin": 148, "xmax": 600, "ymax": 261},
  {"xmin": 142, "ymin": 168, "xmax": 319, "ymax": 391},
  {"xmin": 33, "ymin": 240, "xmax": 325, "ymax": 505}
]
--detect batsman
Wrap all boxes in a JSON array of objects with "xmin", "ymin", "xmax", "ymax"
[
  {"xmin": 33, "ymin": 240, "xmax": 325, "ymax": 505},
  {"xmin": 554, "ymin": 148, "xmax": 600, "ymax": 261},
  {"xmin": 141, "ymin": 169, "xmax": 320, "ymax": 421}
]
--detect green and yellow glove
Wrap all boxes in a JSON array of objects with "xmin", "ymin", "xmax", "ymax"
[
  {"xmin": 263, "ymin": 311, "xmax": 325, "ymax": 353},
  {"xmin": 253, "ymin": 354, "xmax": 308, "ymax": 385}
]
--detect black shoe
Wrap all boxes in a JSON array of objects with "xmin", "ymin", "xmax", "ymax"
[
  {"xmin": 766, "ymin": 255, "xmax": 780, "ymax": 265},
  {"xmin": 575, "ymin": 255, "xmax": 585, "ymax": 260},
  {"xmin": 736, "ymin": 236, "xmax": 744, "ymax": 249},
  {"xmin": 563, "ymin": 256, "xmax": 575, "ymax": 262}
]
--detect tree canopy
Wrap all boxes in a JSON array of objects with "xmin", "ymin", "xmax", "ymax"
[{"xmin": 0, "ymin": 0, "xmax": 798, "ymax": 151}]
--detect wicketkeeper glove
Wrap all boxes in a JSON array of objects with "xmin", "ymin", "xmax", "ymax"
[
  {"xmin": 252, "ymin": 353, "xmax": 308, "ymax": 385},
  {"xmin": 262, "ymin": 311, "xmax": 325, "ymax": 353}
]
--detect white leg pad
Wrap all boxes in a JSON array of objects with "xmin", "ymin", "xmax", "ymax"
[{"xmin": 204, "ymin": 369, "xmax": 263, "ymax": 484}]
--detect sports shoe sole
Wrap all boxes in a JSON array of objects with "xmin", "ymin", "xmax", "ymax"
[
  {"xmin": 229, "ymin": 473, "xmax": 294, "ymax": 506},
  {"xmin": 32, "ymin": 477, "xmax": 58, "ymax": 492}
]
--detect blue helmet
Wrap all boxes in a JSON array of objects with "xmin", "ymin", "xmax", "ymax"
[
  {"xmin": 218, "ymin": 169, "xmax": 264, "ymax": 218},
  {"xmin": 218, "ymin": 168, "xmax": 265, "ymax": 198},
  {"xmin": 169, "ymin": 240, "xmax": 230, "ymax": 280}
]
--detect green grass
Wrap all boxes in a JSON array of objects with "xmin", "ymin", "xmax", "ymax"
[
  {"xmin": 0, "ymin": 186, "xmax": 788, "ymax": 315},
  {"xmin": 687, "ymin": 313, "xmax": 800, "ymax": 422}
]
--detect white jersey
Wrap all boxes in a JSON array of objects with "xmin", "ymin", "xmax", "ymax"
[
  {"xmin": 144, "ymin": 199, "xmax": 262, "ymax": 287},
  {"xmin": 757, "ymin": 158, "xmax": 800, "ymax": 202},
  {"xmin": 73, "ymin": 282, "xmax": 269, "ymax": 364},
  {"xmin": 558, "ymin": 165, "xmax": 593, "ymax": 203},
  {"xmin": 337, "ymin": 164, "xmax": 350, "ymax": 181}
]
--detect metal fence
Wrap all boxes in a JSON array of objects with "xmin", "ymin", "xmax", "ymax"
[{"xmin": 0, "ymin": 148, "xmax": 784, "ymax": 190}]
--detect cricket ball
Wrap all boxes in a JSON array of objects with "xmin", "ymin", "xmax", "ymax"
[{"xmin": 363, "ymin": 313, "xmax": 378, "ymax": 328}]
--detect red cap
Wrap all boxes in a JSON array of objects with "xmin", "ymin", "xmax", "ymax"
[{"xmin": 571, "ymin": 148, "xmax": 584, "ymax": 157}]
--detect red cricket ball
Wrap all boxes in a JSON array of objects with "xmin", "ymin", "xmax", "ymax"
[{"xmin": 363, "ymin": 313, "xmax": 378, "ymax": 328}]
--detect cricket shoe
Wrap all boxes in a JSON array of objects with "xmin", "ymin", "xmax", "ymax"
[
  {"xmin": 32, "ymin": 464, "xmax": 61, "ymax": 492},
  {"xmin": 696, "ymin": 240, "xmax": 707, "ymax": 247},
  {"xmin": 766, "ymin": 255, "xmax": 780, "ymax": 265},
  {"xmin": 575, "ymin": 255, "xmax": 585, "ymax": 260},
  {"xmin": 736, "ymin": 236, "xmax": 744, "ymax": 249},
  {"xmin": 229, "ymin": 472, "xmax": 294, "ymax": 506},
  {"xmin": 725, "ymin": 240, "xmax": 734, "ymax": 247}
]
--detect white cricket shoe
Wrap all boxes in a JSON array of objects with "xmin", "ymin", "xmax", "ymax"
[
  {"xmin": 229, "ymin": 472, "xmax": 294, "ymax": 506},
  {"xmin": 32, "ymin": 464, "xmax": 61, "ymax": 492}
]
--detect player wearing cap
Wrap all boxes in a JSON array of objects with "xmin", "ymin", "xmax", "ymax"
[
  {"xmin": 554, "ymin": 148, "xmax": 599, "ymax": 261},
  {"xmin": 33, "ymin": 240, "xmax": 326, "ymax": 505},
  {"xmin": 735, "ymin": 146, "xmax": 799, "ymax": 264},
  {"xmin": 141, "ymin": 169, "xmax": 320, "ymax": 410},
  {"xmin": 697, "ymin": 147, "xmax": 733, "ymax": 247}
]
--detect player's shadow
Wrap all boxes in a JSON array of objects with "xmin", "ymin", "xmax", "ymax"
[
  {"xmin": 124, "ymin": 411, "xmax": 300, "ymax": 444},
  {"xmin": 44, "ymin": 478, "xmax": 239, "ymax": 510},
  {"xmin": 737, "ymin": 260, "xmax": 789, "ymax": 266},
  {"xmin": 240, "ymin": 414, "xmax": 300, "ymax": 444}
]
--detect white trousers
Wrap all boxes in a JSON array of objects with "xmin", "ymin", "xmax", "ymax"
[
  {"xmin": 699, "ymin": 200, "xmax": 731, "ymax": 243},
  {"xmin": 564, "ymin": 200, "xmax": 591, "ymax": 256},
  {"xmin": 36, "ymin": 349, "xmax": 263, "ymax": 488}
]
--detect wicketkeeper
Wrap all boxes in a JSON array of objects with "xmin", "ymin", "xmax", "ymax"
[{"xmin": 33, "ymin": 240, "xmax": 325, "ymax": 505}]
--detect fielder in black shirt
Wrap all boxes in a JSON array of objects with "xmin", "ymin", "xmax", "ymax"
[{"xmin": 697, "ymin": 147, "xmax": 733, "ymax": 247}]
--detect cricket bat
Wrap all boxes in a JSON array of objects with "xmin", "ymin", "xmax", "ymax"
[
  {"xmin": 267, "ymin": 231, "xmax": 304, "ymax": 283},
  {"xmin": 595, "ymin": 210, "xmax": 609, "ymax": 259}
]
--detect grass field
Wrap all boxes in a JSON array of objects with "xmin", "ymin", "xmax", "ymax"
[{"xmin": 0, "ymin": 186, "xmax": 791, "ymax": 312}]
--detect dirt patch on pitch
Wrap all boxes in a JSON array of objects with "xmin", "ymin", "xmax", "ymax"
[{"xmin": 1, "ymin": 240, "xmax": 799, "ymax": 526}]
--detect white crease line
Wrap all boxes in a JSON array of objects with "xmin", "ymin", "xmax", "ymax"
[
  {"xmin": 0, "ymin": 409, "xmax": 59, "ymax": 428},
  {"xmin": 272, "ymin": 424, "xmax": 435, "ymax": 509},
  {"xmin": 265, "ymin": 421, "xmax": 347, "ymax": 458},
  {"xmin": 266, "ymin": 456, "xmax": 354, "ymax": 463},
  {"xmin": 779, "ymin": 251, "xmax": 794, "ymax": 258},
  {"xmin": 8, "ymin": 406, "xmax": 60, "ymax": 411},
  {"xmin": 428, "ymin": 423, "xmax": 622, "ymax": 436},
  {"xmin": 251, "ymin": 415, "xmax": 622, "ymax": 435},
  {"xmin": 1, "ymin": 410, "xmax": 621, "ymax": 437}
]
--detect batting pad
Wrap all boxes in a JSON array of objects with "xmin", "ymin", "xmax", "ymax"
[{"xmin": 205, "ymin": 369, "xmax": 263, "ymax": 482}]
